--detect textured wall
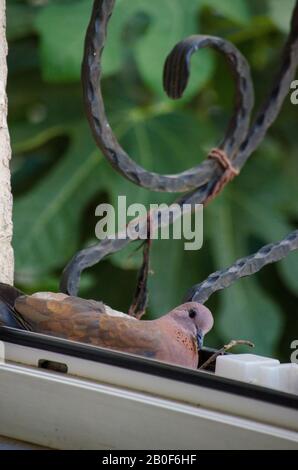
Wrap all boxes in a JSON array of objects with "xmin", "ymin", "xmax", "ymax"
[{"xmin": 0, "ymin": 0, "xmax": 14, "ymax": 284}]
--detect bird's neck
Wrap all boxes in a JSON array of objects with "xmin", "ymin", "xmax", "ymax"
[{"xmin": 157, "ymin": 315, "xmax": 197, "ymax": 337}]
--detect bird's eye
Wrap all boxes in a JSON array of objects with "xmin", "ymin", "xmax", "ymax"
[{"xmin": 189, "ymin": 309, "xmax": 197, "ymax": 319}]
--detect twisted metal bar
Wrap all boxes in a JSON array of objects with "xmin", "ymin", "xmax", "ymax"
[
  {"xmin": 60, "ymin": 185, "xmax": 212, "ymax": 296},
  {"xmin": 163, "ymin": 35, "xmax": 254, "ymax": 160},
  {"xmin": 183, "ymin": 0, "xmax": 298, "ymax": 303},
  {"xmin": 60, "ymin": 0, "xmax": 298, "ymax": 298},
  {"xmin": 185, "ymin": 230, "xmax": 298, "ymax": 304},
  {"xmin": 82, "ymin": 0, "xmax": 253, "ymax": 192},
  {"xmin": 235, "ymin": 0, "xmax": 298, "ymax": 169}
]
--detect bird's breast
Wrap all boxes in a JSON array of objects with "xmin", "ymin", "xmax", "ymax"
[{"xmin": 174, "ymin": 328, "xmax": 198, "ymax": 353}]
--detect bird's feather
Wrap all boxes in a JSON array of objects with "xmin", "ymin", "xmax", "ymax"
[
  {"xmin": 15, "ymin": 294, "xmax": 164, "ymax": 358},
  {"xmin": 0, "ymin": 283, "xmax": 32, "ymax": 330},
  {"xmin": 4, "ymin": 287, "xmax": 214, "ymax": 368}
]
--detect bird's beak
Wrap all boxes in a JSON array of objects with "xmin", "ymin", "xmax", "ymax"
[{"xmin": 197, "ymin": 329, "xmax": 204, "ymax": 349}]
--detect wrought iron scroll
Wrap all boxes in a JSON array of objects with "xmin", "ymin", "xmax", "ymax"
[
  {"xmin": 185, "ymin": 230, "xmax": 298, "ymax": 304},
  {"xmin": 60, "ymin": 0, "xmax": 298, "ymax": 304}
]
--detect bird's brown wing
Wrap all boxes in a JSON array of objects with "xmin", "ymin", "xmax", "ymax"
[
  {"xmin": 14, "ymin": 294, "xmax": 105, "ymax": 342},
  {"xmin": 14, "ymin": 294, "xmax": 162, "ymax": 358}
]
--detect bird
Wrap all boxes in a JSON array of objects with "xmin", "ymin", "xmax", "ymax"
[{"xmin": 0, "ymin": 283, "xmax": 213, "ymax": 368}]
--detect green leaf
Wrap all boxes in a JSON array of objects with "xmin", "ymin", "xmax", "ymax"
[
  {"xmin": 268, "ymin": 0, "xmax": 296, "ymax": 32},
  {"xmin": 7, "ymin": 1, "xmax": 37, "ymax": 41},
  {"xmin": 125, "ymin": 0, "xmax": 214, "ymax": 96},
  {"xmin": 8, "ymin": 75, "xmax": 83, "ymax": 153},
  {"xmin": 230, "ymin": 141, "xmax": 295, "ymax": 246},
  {"xmin": 148, "ymin": 238, "xmax": 210, "ymax": 317},
  {"xmin": 232, "ymin": 190, "xmax": 291, "ymax": 244},
  {"xmin": 201, "ymin": 0, "xmax": 252, "ymax": 25},
  {"xmin": 35, "ymin": 0, "xmax": 214, "ymax": 97},
  {"xmin": 217, "ymin": 279, "xmax": 284, "ymax": 356},
  {"xmin": 279, "ymin": 250, "xmax": 298, "ymax": 296},
  {"xmin": 35, "ymin": 0, "xmax": 90, "ymax": 82},
  {"xmin": 104, "ymin": 109, "xmax": 216, "ymax": 268},
  {"xmin": 35, "ymin": 0, "xmax": 130, "ymax": 81},
  {"xmin": 13, "ymin": 124, "xmax": 103, "ymax": 274},
  {"xmin": 208, "ymin": 197, "xmax": 283, "ymax": 356}
]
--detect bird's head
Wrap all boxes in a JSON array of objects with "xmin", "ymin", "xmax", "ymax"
[{"xmin": 166, "ymin": 302, "xmax": 214, "ymax": 349}]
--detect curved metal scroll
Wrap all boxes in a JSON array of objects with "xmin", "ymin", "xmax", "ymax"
[
  {"xmin": 185, "ymin": 230, "xmax": 298, "ymax": 304},
  {"xmin": 60, "ymin": 0, "xmax": 298, "ymax": 300}
]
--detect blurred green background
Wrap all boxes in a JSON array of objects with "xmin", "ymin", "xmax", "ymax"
[{"xmin": 7, "ymin": 0, "xmax": 298, "ymax": 359}]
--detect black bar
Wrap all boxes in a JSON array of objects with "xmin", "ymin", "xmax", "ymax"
[{"xmin": 0, "ymin": 450, "xmax": 297, "ymax": 464}]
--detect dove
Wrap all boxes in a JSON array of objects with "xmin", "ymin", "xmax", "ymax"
[{"xmin": 0, "ymin": 283, "xmax": 213, "ymax": 368}]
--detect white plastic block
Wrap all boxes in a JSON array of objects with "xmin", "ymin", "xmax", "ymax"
[
  {"xmin": 254, "ymin": 364, "xmax": 298, "ymax": 393},
  {"xmin": 215, "ymin": 354, "xmax": 280, "ymax": 385},
  {"xmin": 215, "ymin": 354, "xmax": 298, "ymax": 395},
  {"xmin": 276, "ymin": 364, "xmax": 298, "ymax": 394},
  {"xmin": 256, "ymin": 364, "xmax": 282, "ymax": 390}
]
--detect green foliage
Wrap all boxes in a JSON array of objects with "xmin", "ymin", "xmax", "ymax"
[
  {"xmin": 269, "ymin": 0, "xmax": 296, "ymax": 32},
  {"xmin": 202, "ymin": 0, "xmax": 251, "ymax": 24},
  {"xmin": 35, "ymin": 0, "xmax": 215, "ymax": 97},
  {"xmin": 7, "ymin": 0, "xmax": 298, "ymax": 359}
]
